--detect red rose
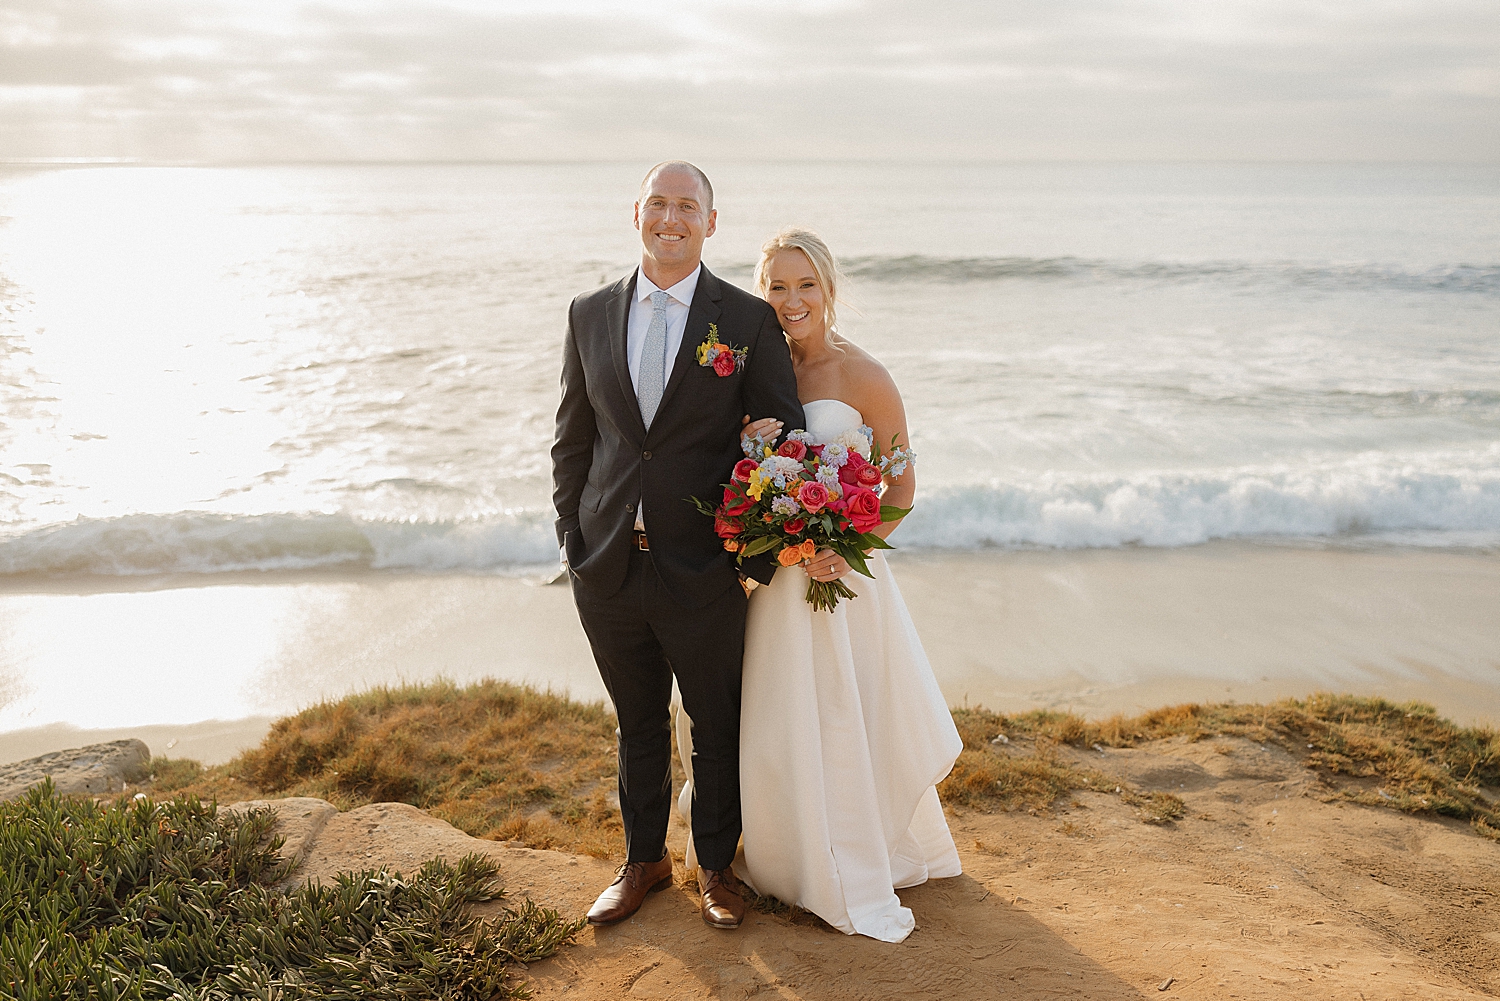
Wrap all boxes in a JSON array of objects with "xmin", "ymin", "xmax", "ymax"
[
  {"xmin": 841, "ymin": 486, "xmax": 882, "ymax": 534},
  {"xmin": 784, "ymin": 517, "xmax": 806, "ymax": 534},
  {"xmin": 809, "ymin": 443, "xmax": 825, "ymax": 456},
  {"xmin": 838, "ymin": 462, "xmax": 861, "ymax": 486},
  {"xmin": 797, "ymin": 480, "xmax": 830, "ymax": 514},
  {"xmin": 713, "ymin": 351, "xmax": 736, "ymax": 377},
  {"xmin": 714, "ymin": 516, "xmax": 740, "ymax": 539},
  {"xmin": 855, "ymin": 464, "xmax": 883, "ymax": 488},
  {"xmin": 777, "ymin": 440, "xmax": 807, "ymax": 461},
  {"xmin": 733, "ymin": 458, "xmax": 758, "ymax": 482},
  {"xmin": 721, "ymin": 485, "xmax": 752, "ymax": 517}
]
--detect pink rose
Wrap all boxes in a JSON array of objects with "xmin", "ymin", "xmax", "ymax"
[
  {"xmin": 841, "ymin": 486, "xmax": 882, "ymax": 534},
  {"xmin": 733, "ymin": 458, "xmax": 758, "ymax": 482},
  {"xmin": 855, "ymin": 464, "xmax": 883, "ymax": 488},
  {"xmin": 838, "ymin": 451, "xmax": 869, "ymax": 484},
  {"xmin": 713, "ymin": 351, "xmax": 737, "ymax": 377},
  {"xmin": 778, "ymin": 440, "xmax": 807, "ymax": 461},
  {"xmin": 797, "ymin": 480, "xmax": 830, "ymax": 514}
]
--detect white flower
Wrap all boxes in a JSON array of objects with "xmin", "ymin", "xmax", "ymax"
[
  {"xmin": 771, "ymin": 495, "xmax": 801, "ymax": 516},
  {"xmin": 831, "ymin": 426, "xmax": 874, "ymax": 460},
  {"xmin": 786, "ymin": 429, "xmax": 816, "ymax": 445},
  {"xmin": 820, "ymin": 443, "xmax": 849, "ymax": 468},
  {"xmin": 816, "ymin": 466, "xmax": 841, "ymax": 491},
  {"xmin": 758, "ymin": 454, "xmax": 804, "ymax": 488}
]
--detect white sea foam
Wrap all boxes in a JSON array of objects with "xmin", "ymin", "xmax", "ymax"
[
  {"xmin": 900, "ymin": 450, "xmax": 1500, "ymax": 550},
  {"xmin": 0, "ymin": 511, "xmax": 558, "ymax": 578},
  {"xmin": 1, "ymin": 450, "xmax": 1495, "ymax": 578}
]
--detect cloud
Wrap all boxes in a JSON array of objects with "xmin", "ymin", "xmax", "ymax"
[{"xmin": 0, "ymin": 0, "xmax": 1495, "ymax": 161}]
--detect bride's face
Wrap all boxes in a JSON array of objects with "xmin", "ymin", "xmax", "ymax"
[{"xmin": 764, "ymin": 248, "xmax": 826, "ymax": 344}]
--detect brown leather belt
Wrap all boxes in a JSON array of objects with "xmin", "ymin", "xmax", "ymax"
[{"xmin": 632, "ymin": 531, "xmax": 650, "ymax": 551}]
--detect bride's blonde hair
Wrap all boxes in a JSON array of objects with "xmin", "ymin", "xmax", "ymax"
[{"xmin": 753, "ymin": 227, "xmax": 845, "ymax": 351}]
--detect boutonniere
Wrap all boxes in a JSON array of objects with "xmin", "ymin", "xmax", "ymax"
[{"xmin": 696, "ymin": 324, "xmax": 748, "ymax": 377}]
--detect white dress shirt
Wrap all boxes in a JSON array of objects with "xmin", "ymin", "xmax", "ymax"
[
  {"xmin": 628, "ymin": 264, "xmax": 700, "ymax": 531},
  {"xmin": 627, "ymin": 264, "xmax": 700, "ymax": 394}
]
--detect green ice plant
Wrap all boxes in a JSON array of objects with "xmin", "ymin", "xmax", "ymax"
[{"xmin": 0, "ymin": 781, "xmax": 583, "ymax": 1000}]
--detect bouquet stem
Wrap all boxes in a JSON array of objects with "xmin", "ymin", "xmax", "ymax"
[{"xmin": 804, "ymin": 576, "xmax": 859, "ymax": 613}]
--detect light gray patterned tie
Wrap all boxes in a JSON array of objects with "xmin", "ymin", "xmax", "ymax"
[{"xmin": 638, "ymin": 290, "xmax": 670, "ymax": 430}]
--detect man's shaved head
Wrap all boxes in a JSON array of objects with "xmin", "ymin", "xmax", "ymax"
[{"xmin": 639, "ymin": 160, "xmax": 714, "ymax": 211}]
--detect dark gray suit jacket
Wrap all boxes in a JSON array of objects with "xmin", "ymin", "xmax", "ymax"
[{"xmin": 552, "ymin": 265, "xmax": 806, "ymax": 608}]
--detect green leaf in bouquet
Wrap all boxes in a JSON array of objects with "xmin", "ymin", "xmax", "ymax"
[
  {"xmin": 862, "ymin": 532, "xmax": 896, "ymax": 550},
  {"xmin": 687, "ymin": 496, "xmax": 719, "ymax": 517},
  {"xmin": 836, "ymin": 542, "xmax": 876, "ymax": 579},
  {"xmin": 739, "ymin": 536, "xmax": 780, "ymax": 559},
  {"xmin": 878, "ymin": 504, "xmax": 912, "ymax": 522}
]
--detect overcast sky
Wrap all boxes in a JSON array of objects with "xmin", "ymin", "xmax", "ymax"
[{"xmin": 2, "ymin": 0, "xmax": 1496, "ymax": 163}]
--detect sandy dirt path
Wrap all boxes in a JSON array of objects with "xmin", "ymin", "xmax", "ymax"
[{"xmin": 247, "ymin": 732, "xmax": 1499, "ymax": 1000}]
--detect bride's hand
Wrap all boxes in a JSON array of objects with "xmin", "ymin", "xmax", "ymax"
[
  {"xmin": 803, "ymin": 548, "xmax": 851, "ymax": 582},
  {"xmin": 740, "ymin": 415, "xmax": 783, "ymax": 451}
]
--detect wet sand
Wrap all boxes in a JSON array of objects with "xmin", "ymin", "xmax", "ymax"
[{"xmin": 1, "ymin": 541, "xmax": 1496, "ymax": 765}]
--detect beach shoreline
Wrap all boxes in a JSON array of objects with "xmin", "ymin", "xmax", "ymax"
[{"xmin": 1, "ymin": 539, "xmax": 1496, "ymax": 765}]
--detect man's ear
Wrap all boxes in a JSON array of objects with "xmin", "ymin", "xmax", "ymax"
[
  {"xmin": 633, "ymin": 202, "xmax": 641, "ymax": 230},
  {"xmin": 705, "ymin": 209, "xmax": 717, "ymax": 239}
]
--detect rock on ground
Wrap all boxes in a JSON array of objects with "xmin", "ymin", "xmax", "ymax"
[{"xmin": 0, "ymin": 739, "xmax": 151, "ymax": 801}]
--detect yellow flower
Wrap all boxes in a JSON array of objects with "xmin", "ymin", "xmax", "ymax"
[{"xmin": 746, "ymin": 469, "xmax": 767, "ymax": 501}]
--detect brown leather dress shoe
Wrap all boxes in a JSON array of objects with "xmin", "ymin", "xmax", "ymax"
[
  {"xmin": 697, "ymin": 866, "xmax": 748, "ymax": 929},
  {"xmin": 586, "ymin": 854, "xmax": 674, "ymax": 925}
]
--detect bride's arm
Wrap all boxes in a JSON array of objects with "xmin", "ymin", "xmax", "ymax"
[
  {"xmin": 802, "ymin": 356, "xmax": 912, "ymax": 584},
  {"xmin": 851, "ymin": 358, "xmax": 913, "ymax": 543}
]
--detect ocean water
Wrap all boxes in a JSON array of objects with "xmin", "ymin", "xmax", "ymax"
[{"xmin": 0, "ymin": 161, "xmax": 1496, "ymax": 580}]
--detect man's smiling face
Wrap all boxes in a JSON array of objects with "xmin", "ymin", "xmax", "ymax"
[{"xmin": 634, "ymin": 166, "xmax": 716, "ymax": 282}]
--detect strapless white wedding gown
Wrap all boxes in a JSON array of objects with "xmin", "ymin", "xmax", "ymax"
[{"xmin": 675, "ymin": 399, "xmax": 962, "ymax": 943}]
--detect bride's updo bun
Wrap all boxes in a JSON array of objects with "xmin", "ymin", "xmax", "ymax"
[{"xmin": 754, "ymin": 227, "xmax": 846, "ymax": 351}]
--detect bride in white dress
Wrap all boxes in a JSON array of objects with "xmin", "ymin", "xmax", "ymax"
[{"xmin": 676, "ymin": 228, "xmax": 962, "ymax": 943}]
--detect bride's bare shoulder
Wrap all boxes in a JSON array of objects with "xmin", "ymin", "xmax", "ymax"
[{"xmin": 836, "ymin": 340, "xmax": 903, "ymax": 412}]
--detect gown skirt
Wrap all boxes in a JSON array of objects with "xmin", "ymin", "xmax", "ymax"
[{"xmin": 676, "ymin": 546, "xmax": 963, "ymax": 942}]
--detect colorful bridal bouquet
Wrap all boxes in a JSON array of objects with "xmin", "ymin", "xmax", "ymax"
[{"xmin": 690, "ymin": 425, "xmax": 915, "ymax": 612}]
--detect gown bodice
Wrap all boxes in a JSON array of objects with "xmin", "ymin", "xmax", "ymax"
[{"xmin": 801, "ymin": 398, "xmax": 865, "ymax": 445}]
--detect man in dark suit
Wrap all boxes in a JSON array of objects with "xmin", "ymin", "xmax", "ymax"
[{"xmin": 552, "ymin": 161, "xmax": 805, "ymax": 930}]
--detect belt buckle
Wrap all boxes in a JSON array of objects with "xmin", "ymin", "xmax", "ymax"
[{"xmin": 635, "ymin": 532, "xmax": 650, "ymax": 551}]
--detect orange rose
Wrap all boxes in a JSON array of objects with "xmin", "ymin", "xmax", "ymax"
[
  {"xmin": 799, "ymin": 538, "xmax": 818, "ymax": 559},
  {"xmin": 777, "ymin": 545, "xmax": 804, "ymax": 567},
  {"xmin": 724, "ymin": 539, "xmax": 739, "ymax": 552}
]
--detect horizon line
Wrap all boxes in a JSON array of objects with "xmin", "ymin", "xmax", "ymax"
[{"xmin": 4, "ymin": 156, "xmax": 1499, "ymax": 169}]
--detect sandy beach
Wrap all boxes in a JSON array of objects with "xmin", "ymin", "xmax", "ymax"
[{"xmin": 1, "ymin": 540, "xmax": 1496, "ymax": 765}]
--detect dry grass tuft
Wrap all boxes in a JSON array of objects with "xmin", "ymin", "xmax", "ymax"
[
  {"xmin": 941, "ymin": 712, "xmax": 1189, "ymax": 824},
  {"xmin": 153, "ymin": 678, "xmax": 623, "ymax": 857},
  {"xmin": 952, "ymin": 693, "xmax": 1500, "ymax": 832},
  {"xmin": 146, "ymin": 684, "xmax": 1500, "ymax": 861}
]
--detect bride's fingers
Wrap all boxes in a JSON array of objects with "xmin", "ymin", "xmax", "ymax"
[{"xmin": 740, "ymin": 417, "xmax": 783, "ymax": 442}]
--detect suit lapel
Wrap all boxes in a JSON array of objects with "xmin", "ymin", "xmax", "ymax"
[
  {"xmin": 654, "ymin": 265, "xmax": 723, "ymax": 424},
  {"xmin": 606, "ymin": 272, "xmax": 646, "ymax": 440}
]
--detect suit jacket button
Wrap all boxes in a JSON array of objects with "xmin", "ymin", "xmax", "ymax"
[
  {"xmin": 642, "ymin": 450, "xmax": 652, "ymax": 460},
  {"xmin": 626, "ymin": 502, "xmax": 636, "ymax": 513}
]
